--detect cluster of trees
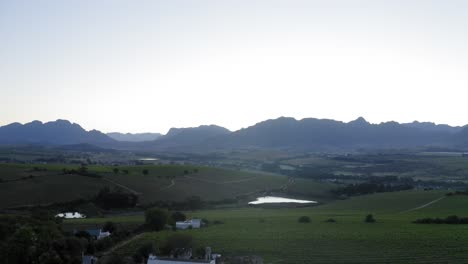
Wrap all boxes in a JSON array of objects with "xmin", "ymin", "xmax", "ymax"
[
  {"xmin": 446, "ymin": 191, "xmax": 468, "ymax": 196},
  {"xmin": 184, "ymin": 168, "xmax": 199, "ymax": 175},
  {"xmin": 144, "ymin": 196, "xmax": 204, "ymax": 211},
  {"xmin": 0, "ymin": 204, "xmax": 207, "ymax": 264},
  {"xmin": 0, "ymin": 212, "xmax": 82, "ymax": 264},
  {"xmin": 62, "ymin": 165, "xmax": 101, "ymax": 178},
  {"xmin": 94, "ymin": 187, "xmax": 138, "ymax": 209},
  {"xmin": 413, "ymin": 215, "xmax": 468, "ymax": 224},
  {"xmin": 144, "ymin": 208, "xmax": 189, "ymax": 231},
  {"xmin": 32, "ymin": 166, "xmax": 48, "ymax": 172},
  {"xmin": 0, "ymin": 209, "xmax": 138, "ymax": 264},
  {"xmin": 112, "ymin": 168, "xmax": 129, "ymax": 174},
  {"xmin": 332, "ymin": 182, "xmax": 413, "ymax": 197}
]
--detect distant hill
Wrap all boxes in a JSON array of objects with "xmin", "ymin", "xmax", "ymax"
[
  {"xmin": 107, "ymin": 132, "xmax": 162, "ymax": 142},
  {"xmin": 402, "ymin": 121, "xmax": 462, "ymax": 134},
  {"xmin": 208, "ymin": 117, "xmax": 465, "ymax": 151},
  {"xmin": 144, "ymin": 125, "xmax": 231, "ymax": 151},
  {"xmin": 0, "ymin": 120, "xmax": 115, "ymax": 146},
  {"xmin": 1, "ymin": 117, "xmax": 468, "ymax": 152}
]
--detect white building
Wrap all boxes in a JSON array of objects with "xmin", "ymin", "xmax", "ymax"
[
  {"xmin": 147, "ymin": 255, "xmax": 215, "ymax": 264},
  {"xmin": 147, "ymin": 247, "xmax": 218, "ymax": 264},
  {"xmin": 84, "ymin": 229, "xmax": 111, "ymax": 240},
  {"xmin": 176, "ymin": 219, "xmax": 202, "ymax": 230}
]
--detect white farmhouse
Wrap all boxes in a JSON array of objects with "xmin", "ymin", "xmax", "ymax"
[{"xmin": 176, "ymin": 219, "xmax": 202, "ymax": 230}]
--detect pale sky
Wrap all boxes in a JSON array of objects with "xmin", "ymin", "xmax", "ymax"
[{"xmin": 1, "ymin": 0, "xmax": 468, "ymax": 133}]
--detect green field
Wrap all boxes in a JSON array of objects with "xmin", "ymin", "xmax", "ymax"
[
  {"xmin": 4, "ymin": 158, "xmax": 468, "ymax": 263},
  {"xmin": 282, "ymin": 153, "xmax": 468, "ymax": 182},
  {"xmin": 69, "ymin": 190, "xmax": 468, "ymax": 264},
  {"xmin": 0, "ymin": 163, "xmax": 335, "ymax": 208}
]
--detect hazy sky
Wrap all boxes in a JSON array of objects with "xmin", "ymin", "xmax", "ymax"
[{"xmin": 2, "ymin": 0, "xmax": 468, "ymax": 133}]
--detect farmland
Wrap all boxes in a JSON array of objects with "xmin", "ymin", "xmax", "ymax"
[
  {"xmin": 0, "ymin": 163, "xmax": 336, "ymax": 209},
  {"xmin": 86, "ymin": 190, "xmax": 468, "ymax": 264},
  {"xmin": 3, "ymin": 152, "xmax": 468, "ymax": 263}
]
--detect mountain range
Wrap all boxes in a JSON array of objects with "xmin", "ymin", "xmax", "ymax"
[
  {"xmin": 0, "ymin": 120, "xmax": 115, "ymax": 146},
  {"xmin": 106, "ymin": 132, "xmax": 162, "ymax": 142},
  {"xmin": 0, "ymin": 117, "xmax": 467, "ymax": 152}
]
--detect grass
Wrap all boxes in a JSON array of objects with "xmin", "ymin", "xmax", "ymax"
[
  {"xmin": 98, "ymin": 190, "xmax": 468, "ymax": 264},
  {"xmin": 0, "ymin": 163, "xmax": 335, "ymax": 208}
]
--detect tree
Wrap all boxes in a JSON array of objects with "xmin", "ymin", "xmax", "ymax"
[
  {"xmin": 145, "ymin": 208, "xmax": 169, "ymax": 231},
  {"xmin": 161, "ymin": 234, "xmax": 193, "ymax": 256},
  {"xmin": 194, "ymin": 247, "xmax": 206, "ymax": 259},
  {"xmin": 133, "ymin": 242, "xmax": 157, "ymax": 263},
  {"xmin": 78, "ymin": 165, "xmax": 88, "ymax": 174},
  {"xmin": 6, "ymin": 226, "xmax": 36, "ymax": 264},
  {"xmin": 113, "ymin": 168, "xmax": 119, "ymax": 174},
  {"xmin": 37, "ymin": 250, "xmax": 63, "ymax": 264},
  {"xmin": 102, "ymin": 254, "xmax": 126, "ymax": 264},
  {"xmin": 102, "ymin": 221, "xmax": 116, "ymax": 233},
  {"xmin": 171, "ymin": 212, "xmax": 186, "ymax": 223},
  {"xmin": 74, "ymin": 230, "xmax": 91, "ymax": 240},
  {"xmin": 95, "ymin": 187, "xmax": 138, "ymax": 209},
  {"xmin": 142, "ymin": 169, "xmax": 149, "ymax": 175},
  {"xmin": 365, "ymin": 214, "xmax": 376, "ymax": 223},
  {"xmin": 185, "ymin": 196, "xmax": 203, "ymax": 210}
]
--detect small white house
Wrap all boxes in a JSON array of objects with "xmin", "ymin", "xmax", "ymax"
[{"xmin": 176, "ymin": 219, "xmax": 202, "ymax": 230}]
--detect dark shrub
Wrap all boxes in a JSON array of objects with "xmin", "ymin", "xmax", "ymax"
[
  {"xmin": 161, "ymin": 233, "xmax": 193, "ymax": 256},
  {"xmin": 171, "ymin": 212, "xmax": 186, "ymax": 222},
  {"xmin": 145, "ymin": 208, "xmax": 169, "ymax": 231},
  {"xmin": 102, "ymin": 221, "xmax": 116, "ymax": 233},
  {"xmin": 298, "ymin": 216, "xmax": 311, "ymax": 223},
  {"xmin": 445, "ymin": 215, "xmax": 459, "ymax": 224},
  {"xmin": 365, "ymin": 214, "xmax": 376, "ymax": 223},
  {"xmin": 325, "ymin": 218, "xmax": 336, "ymax": 223},
  {"xmin": 133, "ymin": 242, "xmax": 157, "ymax": 263},
  {"xmin": 185, "ymin": 196, "xmax": 203, "ymax": 210},
  {"xmin": 94, "ymin": 187, "xmax": 138, "ymax": 209}
]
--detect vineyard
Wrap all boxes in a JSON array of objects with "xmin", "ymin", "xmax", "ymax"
[
  {"xmin": 0, "ymin": 163, "xmax": 335, "ymax": 208},
  {"xmin": 100, "ymin": 190, "xmax": 468, "ymax": 263}
]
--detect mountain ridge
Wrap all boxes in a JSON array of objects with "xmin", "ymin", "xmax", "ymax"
[{"xmin": 1, "ymin": 117, "xmax": 467, "ymax": 151}]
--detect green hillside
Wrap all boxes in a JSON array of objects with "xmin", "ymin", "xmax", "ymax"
[{"xmin": 0, "ymin": 163, "xmax": 335, "ymax": 208}]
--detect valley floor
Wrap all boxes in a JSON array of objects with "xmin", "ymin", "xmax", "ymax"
[{"xmin": 68, "ymin": 190, "xmax": 468, "ymax": 264}]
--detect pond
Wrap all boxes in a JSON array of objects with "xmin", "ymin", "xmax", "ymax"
[
  {"xmin": 249, "ymin": 196, "xmax": 317, "ymax": 205},
  {"xmin": 55, "ymin": 212, "xmax": 86, "ymax": 219},
  {"xmin": 139, "ymin": 158, "xmax": 159, "ymax": 161}
]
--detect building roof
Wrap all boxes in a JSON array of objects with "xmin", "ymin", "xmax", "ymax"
[
  {"xmin": 152, "ymin": 258, "xmax": 212, "ymax": 263},
  {"xmin": 86, "ymin": 229, "xmax": 101, "ymax": 237},
  {"xmin": 82, "ymin": 255, "xmax": 98, "ymax": 264}
]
